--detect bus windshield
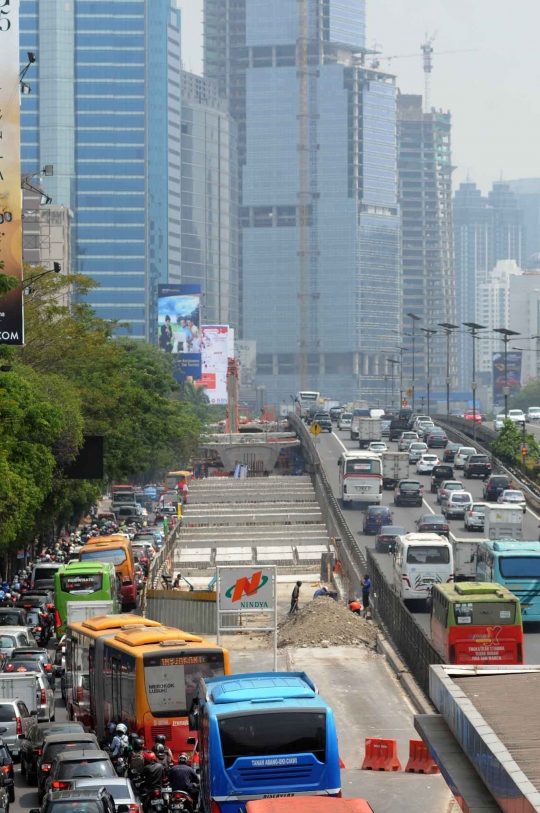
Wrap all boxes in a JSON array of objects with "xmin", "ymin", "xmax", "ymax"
[
  {"xmin": 60, "ymin": 574, "xmax": 102, "ymax": 594},
  {"xmin": 345, "ymin": 459, "xmax": 381, "ymax": 475},
  {"xmin": 218, "ymin": 711, "xmax": 327, "ymax": 768},
  {"xmin": 80, "ymin": 549, "xmax": 126, "ymax": 566},
  {"xmin": 454, "ymin": 602, "xmax": 516, "ymax": 626},
  {"xmin": 407, "ymin": 546, "xmax": 450, "ymax": 565},
  {"xmin": 499, "ymin": 556, "xmax": 540, "ymax": 579},
  {"xmin": 143, "ymin": 651, "xmax": 225, "ymax": 717}
]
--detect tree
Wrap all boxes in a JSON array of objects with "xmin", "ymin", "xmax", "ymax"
[
  {"xmin": 490, "ymin": 419, "xmax": 540, "ymax": 467},
  {"xmin": 0, "ymin": 262, "xmax": 19, "ymax": 298},
  {"xmin": 509, "ymin": 380, "xmax": 540, "ymax": 413}
]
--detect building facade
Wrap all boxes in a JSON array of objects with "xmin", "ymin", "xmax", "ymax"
[
  {"xmin": 204, "ymin": 0, "xmax": 400, "ymax": 405},
  {"xmin": 397, "ymin": 94, "xmax": 457, "ymax": 395},
  {"xmin": 181, "ymin": 71, "xmax": 239, "ymax": 328},
  {"xmin": 476, "ymin": 260, "xmax": 522, "ymax": 378},
  {"xmin": 507, "ymin": 178, "xmax": 540, "ymax": 264},
  {"xmin": 453, "ymin": 180, "xmax": 525, "ymax": 389},
  {"xmin": 509, "ymin": 267, "xmax": 540, "ymax": 384}
]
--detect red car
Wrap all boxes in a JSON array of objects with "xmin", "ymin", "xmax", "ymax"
[{"xmin": 463, "ymin": 409, "xmax": 482, "ymax": 423}]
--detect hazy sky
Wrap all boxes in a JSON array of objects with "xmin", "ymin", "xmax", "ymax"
[{"xmin": 177, "ymin": 0, "xmax": 540, "ymax": 193}]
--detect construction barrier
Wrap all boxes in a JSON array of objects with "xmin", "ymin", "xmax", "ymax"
[
  {"xmin": 361, "ymin": 738, "xmax": 402, "ymax": 772},
  {"xmin": 405, "ymin": 740, "xmax": 440, "ymax": 775}
]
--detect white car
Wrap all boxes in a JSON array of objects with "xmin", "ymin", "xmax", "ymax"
[
  {"xmin": 416, "ymin": 454, "xmax": 441, "ymax": 474},
  {"xmin": 338, "ymin": 412, "xmax": 352, "ymax": 431},
  {"xmin": 36, "ymin": 672, "xmax": 55, "ymax": 721},
  {"xmin": 464, "ymin": 502, "xmax": 486, "ymax": 531},
  {"xmin": 528, "ymin": 407, "xmax": 540, "ymax": 422},
  {"xmin": 414, "ymin": 419, "xmax": 434, "ymax": 433},
  {"xmin": 454, "ymin": 446, "xmax": 476, "ymax": 469},
  {"xmin": 494, "ymin": 415, "xmax": 505, "ymax": 432},
  {"xmin": 444, "ymin": 491, "xmax": 473, "ymax": 519},
  {"xmin": 398, "ymin": 431, "xmax": 419, "ymax": 451},
  {"xmin": 408, "ymin": 442, "xmax": 428, "ymax": 463},
  {"xmin": 507, "ymin": 409, "xmax": 526, "ymax": 427},
  {"xmin": 497, "ymin": 489, "xmax": 527, "ymax": 513},
  {"xmin": 368, "ymin": 442, "xmax": 387, "ymax": 456}
]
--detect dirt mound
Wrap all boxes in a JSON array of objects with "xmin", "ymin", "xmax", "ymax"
[{"xmin": 277, "ymin": 597, "xmax": 378, "ymax": 649}]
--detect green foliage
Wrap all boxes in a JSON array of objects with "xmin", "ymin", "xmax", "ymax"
[
  {"xmin": 0, "ymin": 266, "xmax": 206, "ymax": 556},
  {"xmin": 490, "ymin": 419, "xmax": 540, "ymax": 467},
  {"xmin": 0, "ymin": 262, "xmax": 19, "ymax": 298},
  {"xmin": 509, "ymin": 380, "xmax": 540, "ymax": 413}
]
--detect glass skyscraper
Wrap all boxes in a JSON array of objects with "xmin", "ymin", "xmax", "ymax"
[{"xmin": 205, "ymin": 0, "xmax": 400, "ymax": 405}]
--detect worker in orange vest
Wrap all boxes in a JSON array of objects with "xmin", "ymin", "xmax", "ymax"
[{"xmin": 348, "ymin": 598, "xmax": 361, "ymax": 615}]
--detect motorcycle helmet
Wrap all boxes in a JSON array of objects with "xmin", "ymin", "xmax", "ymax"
[
  {"xmin": 154, "ymin": 744, "xmax": 166, "ymax": 757},
  {"xmin": 178, "ymin": 753, "xmax": 188, "ymax": 764},
  {"xmin": 116, "ymin": 723, "xmax": 128, "ymax": 735},
  {"xmin": 154, "ymin": 735, "xmax": 167, "ymax": 746},
  {"xmin": 144, "ymin": 751, "xmax": 157, "ymax": 764},
  {"xmin": 132, "ymin": 738, "xmax": 144, "ymax": 752},
  {"xmin": 108, "ymin": 723, "xmax": 117, "ymax": 734}
]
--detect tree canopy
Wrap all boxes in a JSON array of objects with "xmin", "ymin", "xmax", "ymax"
[{"xmin": 0, "ymin": 267, "xmax": 207, "ymax": 553}]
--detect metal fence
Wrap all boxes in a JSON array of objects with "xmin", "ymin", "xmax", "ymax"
[
  {"xmin": 288, "ymin": 413, "xmax": 443, "ymax": 696},
  {"xmin": 366, "ymin": 549, "xmax": 444, "ymax": 694},
  {"xmin": 145, "ymin": 589, "xmax": 238, "ymax": 634}
]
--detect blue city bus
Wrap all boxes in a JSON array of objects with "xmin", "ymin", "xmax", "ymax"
[
  {"xmin": 476, "ymin": 540, "xmax": 540, "ymax": 622},
  {"xmin": 190, "ymin": 672, "xmax": 341, "ymax": 813}
]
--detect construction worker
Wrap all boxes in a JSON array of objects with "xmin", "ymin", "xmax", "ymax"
[
  {"xmin": 362, "ymin": 574, "xmax": 372, "ymax": 618},
  {"xmin": 289, "ymin": 581, "xmax": 302, "ymax": 614},
  {"xmin": 348, "ymin": 598, "xmax": 361, "ymax": 615}
]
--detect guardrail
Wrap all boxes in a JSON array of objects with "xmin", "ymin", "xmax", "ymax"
[
  {"xmin": 288, "ymin": 413, "xmax": 442, "ymax": 695},
  {"xmin": 140, "ymin": 520, "xmax": 182, "ymax": 615}
]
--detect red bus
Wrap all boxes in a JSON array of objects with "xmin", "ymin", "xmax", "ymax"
[{"xmin": 431, "ymin": 582, "xmax": 524, "ymax": 665}]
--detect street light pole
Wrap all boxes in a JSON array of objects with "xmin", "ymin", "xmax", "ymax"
[
  {"xmin": 421, "ymin": 328, "xmax": 437, "ymax": 416},
  {"xmin": 494, "ymin": 328, "xmax": 520, "ymax": 420},
  {"xmin": 407, "ymin": 313, "xmax": 421, "ymax": 411},
  {"xmin": 438, "ymin": 323, "xmax": 459, "ymax": 418},
  {"xmin": 387, "ymin": 358, "xmax": 399, "ymax": 411},
  {"xmin": 463, "ymin": 322, "xmax": 486, "ymax": 442}
]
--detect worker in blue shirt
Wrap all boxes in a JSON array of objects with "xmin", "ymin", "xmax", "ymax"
[
  {"xmin": 362, "ymin": 574, "xmax": 371, "ymax": 617},
  {"xmin": 313, "ymin": 586, "xmax": 328, "ymax": 598}
]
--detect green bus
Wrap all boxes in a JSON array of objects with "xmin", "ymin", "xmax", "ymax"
[{"xmin": 54, "ymin": 561, "xmax": 119, "ymax": 635}]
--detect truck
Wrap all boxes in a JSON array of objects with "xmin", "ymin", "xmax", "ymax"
[
  {"xmin": 350, "ymin": 408, "xmax": 370, "ymax": 440},
  {"xmin": 484, "ymin": 504, "xmax": 524, "ymax": 540},
  {"xmin": 357, "ymin": 417, "xmax": 382, "ymax": 449},
  {"xmin": 0, "ymin": 673, "xmax": 39, "ymax": 716},
  {"xmin": 322, "ymin": 399, "xmax": 340, "ymax": 413},
  {"xmin": 66, "ymin": 600, "xmax": 115, "ymax": 626},
  {"xmin": 452, "ymin": 540, "xmax": 479, "ymax": 581},
  {"xmin": 382, "ymin": 451, "xmax": 410, "ymax": 489}
]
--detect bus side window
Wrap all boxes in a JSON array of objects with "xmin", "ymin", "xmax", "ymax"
[
  {"xmin": 112, "ymin": 657, "xmax": 122, "ymax": 722},
  {"xmin": 395, "ymin": 544, "xmax": 403, "ymax": 568},
  {"xmin": 433, "ymin": 594, "xmax": 448, "ymax": 627},
  {"xmin": 487, "ymin": 555, "xmax": 494, "ymax": 581}
]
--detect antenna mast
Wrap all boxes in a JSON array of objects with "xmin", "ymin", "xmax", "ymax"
[{"xmin": 421, "ymin": 31, "xmax": 437, "ymax": 112}]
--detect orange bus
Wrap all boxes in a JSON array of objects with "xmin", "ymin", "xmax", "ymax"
[
  {"xmin": 66, "ymin": 614, "xmax": 230, "ymax": 757},
  {"xmin": 431, "ymin": 582, "xmax": 524, "ymax": 665},
  {"xmin": 246, "ymin": 799, "xmax": 375, "ymax": 813},
  {"xmin": 79, "ymin": 536, "xmax": 137, "ymax": 611}
]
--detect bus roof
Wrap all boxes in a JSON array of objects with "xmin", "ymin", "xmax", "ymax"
[
  {"xmin": 57, "ymin": 561, "xmax": 116, "ymax": 575},
  {"xmin": 74, "ymin": 614, "xmax": 161, "ymax": 634},
  {"xmin": 481, "ymin": 540, "xmax": 540, "ymax": 553},
  {"xmin": 246, "ymin": 800, "xmax": 374, "ymax": 813},
  {"xmin": 81, "ymin": 536, "xmax": 131, "ymax": 550},
  {"xmin": 340, "ymin": 451, "xmax": 380, "ymax": 459},
  {"xmin": 202, "ymin": 672, "xmax": 318, "ymax": 706},
  {"xmin": 114, "ymin": 626, "xmax": 203, "ymax": 647},
  {"xmin": 433, "ymin": 583, "xmax": 518, "ymax": 602}
]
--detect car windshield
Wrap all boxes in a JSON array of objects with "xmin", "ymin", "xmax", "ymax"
[
  {"xmin": 407, "ymin": 546, "xmax": 450, "ymax": 564},
  {"xmin": 400, "ymin": 483, "xmax": 420, "ymax": 491},
  {"xmin": 80, "ymin": 549, "xmax": 126, "ymax": 566},
  {"xmin": 469, "ymin": 456, "xmax": 488, "ymax": 463},
  {"xmin": 369, "ymin": 508, "xmax": 390, "ymax": 516},
  {"xmin": 446, "ymin": 444, "xmax": 460, "ymax": 451},
  {"xmin": 421, "ymin": 456, "xmax": 438, "ymax": 462},
  {"xmin": 340, "ymin": 414, "xmax": 352, "ymax": 420},
  {"xmin": 458, "ymin": 449, "xmax": 475, "ymax": 456},
  {"xmin": 503, "ymin": 492, "xmax": 524, "ymax": 500},
  {"xmin": 445, "ymin": 483, "xmax": 463, "ymax": 490},
  {"xmin": 472, "ymin": 505, "xmax": 486, "ymax": 513},
  {"xmin": 410, "ymin": 444, "xmax": 426, "ymax": 450},
  {"xmin": 451, "ymin": 494, "xmax": 470, "ymax": 503},
  {"xmin": 491, "ymin": 478, "xmax": 511, "ymax": 486},
  {"xmin": 59, "ymin": 759, "xmax": 115, "ymax": 779},
  {"xmin": 0, "ymin": 613, "xmax": 23, "ymax": 625},
  {"xmin": 499, "ymin": 557, "xmax": 540, "ymax": 579}
]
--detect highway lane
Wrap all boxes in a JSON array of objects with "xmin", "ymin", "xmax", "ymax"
[{"xmin": 316, "ymin": 426, "xmax": 540, "ymax": 663}]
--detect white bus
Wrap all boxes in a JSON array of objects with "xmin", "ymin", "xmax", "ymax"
[
  {"xmin": 393, "ymin": 533, "xmax": 454, "ymax": 607},
  {"xmin": 337, "ymin": 451, "xmax": 383, "ymax": 507},
  {"xmin": 295, "ymin": 390, "xmax": 320, "ymax": 417}
]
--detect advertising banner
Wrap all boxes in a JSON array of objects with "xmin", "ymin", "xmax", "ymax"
[
  {"xmin": 158, "ymin": 284, "xmax": 202, "ymax": 385},
  {"xmin": 0, "ymin": 0, "xmax": 24, "ymax": 345},
  {"xmin": 218, "ymin": 568, "xmax": 275, "ymax": 611},
  {"xmin": 493, "ymin": 351, "xmax": 522, "ymax": 401},
  {"xmin": 199, "ymin": 325, "xmax": 229, "ymax": 404},
  {"xmin": 234, "ymin": 339, "xmax": 257, "ymax": 388}
]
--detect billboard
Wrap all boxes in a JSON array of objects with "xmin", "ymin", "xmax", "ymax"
[
  {"xmin": 0, "ymin": 0, "xmax": 24, "ymax": 345},
  {"xmin": 198, "ymin": 325, "xmax": 229, "ymax": 404},
  {"xmin": 234, "ymin": 339, "xmax": 257, "ymax": 388},
  {"xmin": 218, "ymin": 568, "xmax": 275, "ymax": 611},
  {"xmin": 493, "ymin": 351, "xmax": 522, "ymax": 401},
  {"xmin": 157, "ymin": 284, "xmax": 202, "ymax": 383}
]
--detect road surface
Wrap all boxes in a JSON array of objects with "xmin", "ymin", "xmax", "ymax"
[{"xmin": 316, "ymin": 426, "xmax": 540, "ymax": 663}]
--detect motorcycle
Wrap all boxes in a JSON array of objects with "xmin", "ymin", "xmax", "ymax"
[
  {"xmin": 169, "ymin": 790, "xmax": 194, "ymax": 813},
  {"xmin": 142, "ymin": 787, "xmax": 167, "ymax": 813},
  {"xmin": 114, "ymin": 756, "xmax": 127, "ymax": 777}
]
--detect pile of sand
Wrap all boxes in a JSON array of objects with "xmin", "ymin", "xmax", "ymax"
[{"xmin": 277, "ymin": 597, "xmax": 378, "ymax": 649}]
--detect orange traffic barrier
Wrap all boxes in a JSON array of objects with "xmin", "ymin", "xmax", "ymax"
[
  {"xmin": 339, "ymin": 757, "xmax": 346, "ymax": 768},
  {"xmin": 361, "ymin": 738, "xmax": 402, "ymax": 772},
  {"xmin": 405, "ymin": 740, "xmax": 440, "ymax": 775}
]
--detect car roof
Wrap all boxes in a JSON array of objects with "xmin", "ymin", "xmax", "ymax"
[
  {"xmin": 421, "ymin": 514, "xmax": 445, "ymax": 520},
  {"xmin": 44, "ymin": 733, "xmax": 98, "ymax": 745},
  {"xmin": 71, "ymin": 778, "xmax": 131, "ymax": 789},
  {"xmin": 53, "ymin": 749, "xmax": 109, "ymax": 762},
  {"xmin": 49, "ymin": 789, "xmax": 108, "ymax": 801},
  {"xmin": 380, "ymin": 525, "xmax": 407, "ymax": 533}
]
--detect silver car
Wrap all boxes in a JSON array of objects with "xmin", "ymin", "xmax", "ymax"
[
  {"xmin": 36, "ymin": 673, "xmax": 55, "ymax": 721},
  {"xmin": 398, "ymin": 432, "xmax": 419, "ymax": 451},
  {"xmin": 464, "ymin": 502, "xmax": 486, "ymax": 531},
  {"xmin": 408, "ymin": 442, "xmax": 428, "ymax": 463},
  {"xmin": 444, "ymin": 491, "xmax": 473, "ymax": 519},
  {"xmin": 70, "ymin": 777, "xmax": 141, "ymax": 810},
  {"xmin": 0, "ymin": 627, "xmax": 36, "ymax": 659},
  {"xmin": 0, "ymin": 699, "xmax": 33, "ymax": 757}
]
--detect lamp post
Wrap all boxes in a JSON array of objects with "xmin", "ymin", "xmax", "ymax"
[
  {"xmin": 407, "ymin": 313, "xmax": 421, "ymax": 410},
  {"xmin": 438, "ymin": 323, "xmax": 459, "ymax": 417},
  {"xmin": 420, "ymin": 328, "xmax": 437, "ymax": 416},
  {"xmin": 387, "ymin": 358, "xmax": 399, "ymax": 410},
  {"xmin": 493, "ymin": 328, "xmax": 520, "ymax": 420},
  {"xmin": 463, "ymin": 322, "xmax": 486, "ymax": 441}
]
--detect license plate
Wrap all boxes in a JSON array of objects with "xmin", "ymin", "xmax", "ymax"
[
  {"xmin": 355, "ymin": 486, "xmax": 369, "ymax": 492},
  {"xmin": 422, "ymin": 579, "xmax": 434, "ymax": 584},
  {"xmin": 151, "ymin": 801, "xmax": 163, "ymax": 806}
]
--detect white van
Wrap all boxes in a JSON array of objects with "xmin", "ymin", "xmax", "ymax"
[
  {"xmin": 393, "ymin": 533, "xmax": 453, "ymax": 606},
  {"xmin": 454, "ymin": 447, "xmax": 476, "ymax": 469}
]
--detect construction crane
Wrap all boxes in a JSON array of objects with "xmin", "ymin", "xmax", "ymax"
[{"xmin": 371, "ymin": 33, "xmax": 476, "ymax": 112}]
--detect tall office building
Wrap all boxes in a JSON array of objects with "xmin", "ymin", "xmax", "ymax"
[
  {"xmin": 397, "ymin": 94, "xmax": 457, "ymax": 395},
  {"xmin": 204, "ymin": 0, "xmax": 401, "ymax": 405},
  {"xmin": 454, "ymin": 180, "xmax": 525, "ymax": 389},
  {"xmin": 181, "ymin": 71, "xmax": 239, "ymax": 328},
  {"xmin": 507, "ymin": 178, "xmax": 540, "ymax": 263}
]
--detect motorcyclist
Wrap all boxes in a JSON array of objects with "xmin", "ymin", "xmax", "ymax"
[
  {"xmin": 111, "ymin": 723, "xmax": 129, "ymax": 758},
  {"xmin": 168, "ymin": 753, "xmax": 199, "ymax": 807},
  {"xmin": 104, "ymin": 722, "xmax": 117, "ymax": 748},
  {"xmin": 141, "ymin": 751, "xmax": 165, "ymax": 792},
  {"xmin": 153, "ymin": 743, "xmax": 173, "ymax": 770},
  {"xmin": 128, "ymin": 737, "xmax": 146, "ymax": 775},
  {"xmin": 153, "ymin": 734, "xmax": 173, "ymax": 765}
]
